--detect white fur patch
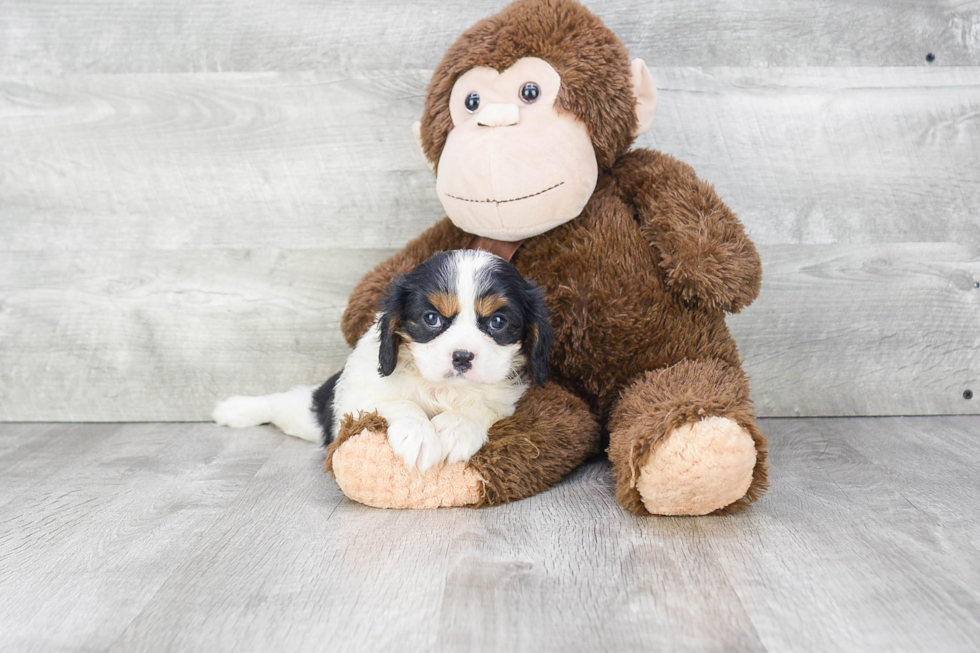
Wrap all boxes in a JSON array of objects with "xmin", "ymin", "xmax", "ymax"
[
  {"xmin": 213, "ymin": 385, "xmax": 320, "ymax": 442},
  {"xmin": 431, "ymin": 412, "xmax": 489, "ymax": 465},
  {"xmin": 386, "ymin": 417, "xmax": 443, "ymax": 473}
]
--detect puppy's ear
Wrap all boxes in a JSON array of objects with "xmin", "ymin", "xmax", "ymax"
[
  {"xmin": 377, "ymin": 276, "xmax": 410, "ymax": 377},
  {"xmin": 377, "ymin": 311, "xmax": 401, "ymax": 377},
  {"xmin": 522, "ymin": 282, "xmax": 554, "ymax": 388}
]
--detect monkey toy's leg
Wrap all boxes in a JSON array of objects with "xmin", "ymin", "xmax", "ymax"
[
  {"xmin": 326, "ymin": 384, "xmax": 600, "ymax": 509},
  {"xmin": 606, "ymin": 358, "xmax": 769, "ymax": 516}
]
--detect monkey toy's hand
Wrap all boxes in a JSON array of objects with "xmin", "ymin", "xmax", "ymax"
[{"xmin": 328, "ymin": 428, "xmax": 483, "ymax": 509}]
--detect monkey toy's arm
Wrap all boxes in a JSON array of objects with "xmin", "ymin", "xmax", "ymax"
[
  {"xmin": 613, "ymin": 149, "xmax": 763, "ymax": 313},
  {"xmin": 326, "ymin": 383, "xmax": 600, "ymax": 510},
  {"xmin": 340, "ymin": 218, "xmax": 469, "ymax": 347}
]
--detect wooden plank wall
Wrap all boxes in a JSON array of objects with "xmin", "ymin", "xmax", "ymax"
[{"xmin": 0, "ymin": 0, "xmax": 978, "ymax": 420}]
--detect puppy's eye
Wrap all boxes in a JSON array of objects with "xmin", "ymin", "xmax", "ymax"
[
  {"xmin": 465, "ymin": 92, "xmax": 480, "ymax": 113},
  {"xmin": 489, "ymin": 315, "xmax": 507, "ymax": 330},
  {"xmin": 423, "ymin": 312, "xmax": 442, "ymax": 328},
  {"xmin": 520, "ymin": 82, "xmax": 540, "ymax": 104}
]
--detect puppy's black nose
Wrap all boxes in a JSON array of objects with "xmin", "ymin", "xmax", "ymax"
[{"xmin": 452, "ymin": 350, "xmax": 475, "ymax": 371}]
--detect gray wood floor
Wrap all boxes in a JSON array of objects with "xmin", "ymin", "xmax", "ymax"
[{"xmin": 1, "ymin": 418, "xmax": 978, "ymax": 652}]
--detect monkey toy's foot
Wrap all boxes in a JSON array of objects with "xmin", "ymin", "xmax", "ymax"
[
  {"xmin": 328, "ymin": 429, "xmax": 483, "ymax": 509},
  {"xmin": 634, "ymin": 417, "xmax": 757, "ymax": 516},
  {"xmin": 608, "ymin": 359, "xmax": 769, "ymax": 516}
]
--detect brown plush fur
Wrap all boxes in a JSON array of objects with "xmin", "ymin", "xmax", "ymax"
[
  {"xmin": 331, "ymin": 0, "xmax": 769, "ymax": 513},
  {"xmin": 612, "ymin": 150, "xmax": 762, "ymax": 313},
  {"xmin": 606, "ymin": 359, "xmax": 769, "ymax": 516},
  {"xmin": 468, "ymin": 383, "xmax": 600, "ymax": 507}
]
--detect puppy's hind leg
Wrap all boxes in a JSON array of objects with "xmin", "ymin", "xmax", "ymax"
[{"xmin": 212, "ymin": 385, "xmax": 321, "ymax": 443}]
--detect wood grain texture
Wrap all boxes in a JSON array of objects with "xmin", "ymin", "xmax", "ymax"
[
  {"xmin": 734, "ymin": 242, "xmax": 980, "ymax": 417},
  {"xmin": 0, "ymin": 72, "xmax": 438, "ymax": 253},
  {"xmin": 0, "ymin": 419, "xmax": 978, "ymax": 651},
  {"xmin": 0, "ymin": 422, "xmax": 281, "ymax": 652},
  {"xmin": 2, "ymin": 68, "xmax": 978, "ymax": 252},
  {"xmin": 0, "ymin": 248, "xmax": 389, "ymax": 421},
  {"xmin": 1, "ymin": 0, "xmax": 979, "ymax": 75},
  {"xmin": 705, "ymin": 416, "xmax": 980, "ymax": 651}
]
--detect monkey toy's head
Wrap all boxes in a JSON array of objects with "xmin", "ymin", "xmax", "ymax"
[{"xmin": 413, "ymin": 0, "xmax": 657, "ymax": 242}]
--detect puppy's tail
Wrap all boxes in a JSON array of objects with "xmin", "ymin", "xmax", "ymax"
[{"xmin": 212, "ymin": 385, "xmax": 322, "ymax": 443}]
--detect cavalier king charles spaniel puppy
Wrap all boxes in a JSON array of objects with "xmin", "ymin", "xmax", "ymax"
[{"xmin": 213, "ymin": 249, "xmax": 553, "ymax": 472}]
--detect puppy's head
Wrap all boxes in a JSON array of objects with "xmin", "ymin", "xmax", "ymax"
[{"xmin": 377, "ymin": 250, "xmax": 553, "ymax": 386}]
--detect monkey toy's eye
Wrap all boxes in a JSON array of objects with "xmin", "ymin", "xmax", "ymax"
[
  {"xmin": 520, "ymin": 82, "xmax": 540, "ymax": 104},
  {"xmin": 423, "ymin": 312, "xmax": 443, "ymax": 328},
  {"xmin": 489, "ymin": 315, "xmax": 507, "ymax": 331},
  {"xmin": 464, "ymin": 92, "xmax": 480, "ymax": 113}
]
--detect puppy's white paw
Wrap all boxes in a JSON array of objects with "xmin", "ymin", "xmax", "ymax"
[
  {"xmin": 387, "ymin": 418, "xmax": 443, "ymax": 473},
  {"xmin": 212, "ymin": 395, "xmax": 270, "ymax": 428},
  {"xmin": 431, "ymin": 413, "xmax": 488, "ymax": 465}
]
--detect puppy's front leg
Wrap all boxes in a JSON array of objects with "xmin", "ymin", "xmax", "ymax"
[
  {"xmin": 376, "ymin": 401, "xmax": 442, "ymax": 473},
  {"xmin": 431, "ymin": 411, "xmax": 494, "ymax": 465}
]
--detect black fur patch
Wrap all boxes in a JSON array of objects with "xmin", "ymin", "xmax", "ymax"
[
  {"xmin": 478, "ymin": 261, "xmax": 554, "ymax": 387},
  {"xmin": 312, "ymin": 369, "xmax": 343, "ymax": 446}
]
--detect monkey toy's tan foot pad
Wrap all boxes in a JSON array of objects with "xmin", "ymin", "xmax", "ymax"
[
  {"xmin": 329, "ymin": 430, "xmax": 483, "ymax": 509},
  {"xmin": 636, "ymin": 417, "xmax": 756, "ymax": 516}
]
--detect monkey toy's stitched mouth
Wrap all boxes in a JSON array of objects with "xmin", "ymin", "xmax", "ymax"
[{"xmin": 442, "ymin": 181, "xmax": 565, "ymax": 206}]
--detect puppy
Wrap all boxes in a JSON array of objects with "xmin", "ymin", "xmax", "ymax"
[{"xmin": 213, "ymin": 249, "xmax": 553, "ymax": 472}]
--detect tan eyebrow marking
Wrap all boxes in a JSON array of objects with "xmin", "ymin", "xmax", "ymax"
[
  {"xmin": 475, "ymin": 294, "xmax": 508, "ymax": 317},
  {"xmin": 428, "ymin": 292, "xmax": 460, "ymax": 318}
]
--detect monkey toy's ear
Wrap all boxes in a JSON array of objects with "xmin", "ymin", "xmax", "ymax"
[
  {"xmin": 631, "ymin": 59, "xmax": 657, "ymax": 136},
  {"xmin": 377, "ymin": 276, "xmax": 410, "ymax": 377},
  {"xmin": 521, "ymin": 282, "xmax": 555, "ymax": 388}
]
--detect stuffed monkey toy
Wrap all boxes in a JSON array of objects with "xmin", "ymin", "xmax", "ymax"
[{"xmin": 326, "ymin": 0, "xmax": 768, "ymax": 516}]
